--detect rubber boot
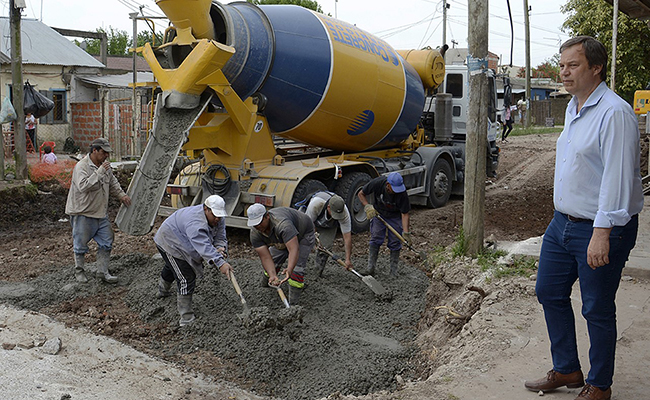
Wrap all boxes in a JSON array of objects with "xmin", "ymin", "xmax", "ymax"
[
  {"xmin": 366, "ymin": 245, "xmax": 380, "ymax": 276},
  {"xmin": 74, "ymin": 253, "xmax": 88, "ymax": 283},
  {"xmin": 96, "ymin": 249, "xmax": 118, "ymax": 283},
  {"xmin": 315, "ymin": 251, "xmax": 328, "ymax": 277},
  {"xmin": 288, "ymin": 286, "xmax": 303, "ymax": 306},
  {"xmin": 158, "ymin": 276, "xmax": 173, "ymax": 298},
  {"xmin": 389, "ymin": 250, "xmax": 400, "ymax": 277},
  {"xmin": 177, "ymin": 294, "xmax": 195, "ymax": 326}
]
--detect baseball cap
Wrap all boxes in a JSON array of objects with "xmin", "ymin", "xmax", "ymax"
[
  {"xmin": 91, "ymin": 138, "xmax": 113, "ymax": 153},
  {"xmin": 328, "ymin": 195, "xmax": 346, "ymax": 220},
  {"xmin": 387, "ymin": 172, "xmax": 406, "ymax": 193},
  {"xmin": 204, "ymin": 195, "xmax": 227, "ymax": 217},
  {"xmin": 247, "ymin": 203, "xmax": 267, "ymax": 227}
]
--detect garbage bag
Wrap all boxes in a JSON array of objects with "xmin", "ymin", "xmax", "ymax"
[
  {"xmin": 23, "ymin": 81, "xmax": 54, "ymax": 118},
  {"xmin": 0, "ymin": 95, "xmax": 17, "ymax": 124}
]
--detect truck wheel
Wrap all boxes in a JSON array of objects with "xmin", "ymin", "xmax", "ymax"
[
  {"xmin": 290, "ymin": 179, "xmax": 328, "ymax": 209},
  {"xmin": 335, "ymin": 172, "xmax": 371, "ymax": 233},
  {"xmin": 428, "ymin": 158, "xmax": 452, "ymax": 208}
]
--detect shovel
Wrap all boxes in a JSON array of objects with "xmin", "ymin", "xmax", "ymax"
[
  {"xmin": 375, "ymin": 215, "xmax": 427, "ymax": 259},
  {"xmin": 228, "ymin": 270, "xmax": 250, "ymax": 314},
  {"xmin": 316, "ymin": 244, "xmax": 386, "ymax": 296}
]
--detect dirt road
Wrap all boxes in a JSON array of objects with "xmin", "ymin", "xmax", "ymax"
[{"xmin": 1, "ymin": 131, "xmax": 649, "ymax": 399}]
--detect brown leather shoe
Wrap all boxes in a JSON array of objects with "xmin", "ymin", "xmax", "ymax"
[
  {"xmin": 575, "ymin": 384, "xmax": 611, "ymax": 400},
  {"xmin": 524, "ymin": 369, "xmax": 585, "ymax": 392}
]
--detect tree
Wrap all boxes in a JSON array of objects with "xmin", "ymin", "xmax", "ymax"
[
  {"xmin": 533, "ymin": 54, "xmax": 561, "ymax": 82},
  {"xmin": 246, "ymin": 0, "xmax": 323, "ymax": 13},
  {"xmin": 76, "ymin": 27, "xmax": 130, "ymax": 56},
  {"xmin": 137, "ymin": 30, "xmax": 164, "ymax": 48},
  {"xmin": 562, "ymin": 0, "xmax": 650, "ymax": 103}
]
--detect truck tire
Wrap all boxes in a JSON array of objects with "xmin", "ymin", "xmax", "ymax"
[
  {"xmin": 335, "ymin": 172, "xmax": 371, "ymax": 233},
  {"xmin": 428, "ymin": 158, "xmax": 452, "ymax": 208},
  {"xmin": 290, "ymin": 179, "xmax": 328, "ymax": 209}
]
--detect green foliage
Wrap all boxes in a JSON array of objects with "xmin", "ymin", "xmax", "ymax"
[
  {"xmin": 246, "ymin": 0, "xmax": 323, "ymax": 13},
  {"xmin": 76, "ymin": 27, "xmax": 131, "ymax": 56},
  {"xmin": 137, "ymin": 30, "xmax": 164, "ymax": 48},
  {"xmin": 495, "ymin": 255, "xmax": 537, "ymax": 279},
  {"xmin": 451, "ymin": 227, "xmax": 468, "ymax": 258},
  {"xmin": 508, "ymin": 126, "xmax": 563, "ymax": 138},
  {"xmin": 561, "ymin": 0, "xmax": 650, "ymax": 103}
]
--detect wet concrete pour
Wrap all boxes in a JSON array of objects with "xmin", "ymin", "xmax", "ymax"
[{"xmin": 0, "ymin": 250, "xmax": 429, "ymax": 400}]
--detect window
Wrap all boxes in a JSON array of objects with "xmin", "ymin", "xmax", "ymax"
[
  {"xmin": 445, "ymin": 74, "xmax": 464, "ymax": 98},
  {"xmin": 40, "ymin": 89, "xmax": 67, "ymax": 124}
]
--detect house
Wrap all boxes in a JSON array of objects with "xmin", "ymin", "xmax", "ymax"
[{"xmin": 0, "ymin": 17, "xmax": 104, "ymax": 146}]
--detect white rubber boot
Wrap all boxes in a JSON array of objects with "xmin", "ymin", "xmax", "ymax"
[
  {"xmin": 74, "ymin": 253, "xmax": 88, "ymax": 283},
  {"xmin": 96, "ymin": 249, "xmax": 118, "ymax": 283},
  {"xmin": 177, "ymin": 294, "xmax": 196, "ymax": 326}
]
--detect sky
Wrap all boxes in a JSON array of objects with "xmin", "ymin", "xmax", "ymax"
[{"xmin": 7, "ymin": 0, "xmax": 572, "ymax": 67}]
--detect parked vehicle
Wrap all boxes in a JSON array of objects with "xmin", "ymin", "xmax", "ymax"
[{"xmin": 116, "ymin": 0, "xmax": 502, "ymax": 235}]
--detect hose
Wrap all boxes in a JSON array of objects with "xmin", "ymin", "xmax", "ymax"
[{"xmin": 202, "ymin": 163, "xmax": 231, "ymax": 196}]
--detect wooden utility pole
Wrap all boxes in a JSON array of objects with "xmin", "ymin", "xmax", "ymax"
[
  {"xmin": 611, "ymin": 0, "xmax": 618, "ymax": 90},
  {"xmin": 10, "ymin": 0, "xmax": 26, "ymax": 180},
  {"xmin": 524, "ymin": 0, "xmax": 531, "ymax": 127},
  {"xmin": 463, "ymin": 0, "xmax": 489, "ymax": 256}
]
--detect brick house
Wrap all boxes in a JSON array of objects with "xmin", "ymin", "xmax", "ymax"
[{"xmin": 0, "ymin": 17, "xmax": 104, "ymax": 148}]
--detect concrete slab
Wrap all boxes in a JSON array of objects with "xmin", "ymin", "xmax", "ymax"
[{"xmin": 498, "ymin": 198, "xmax": 650, "ymax": 280}]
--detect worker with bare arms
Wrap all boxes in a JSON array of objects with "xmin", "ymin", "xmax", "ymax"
[
  {"xmin": 303, "ymin": 192, "xmax": 353, "ymax": 277},
  {"xmin": 247, "ymin": 203, "xmax": 315, "ymax": 305}
]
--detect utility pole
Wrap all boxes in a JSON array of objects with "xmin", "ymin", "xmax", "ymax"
[
  {"xmin": 10, "ymin": 0, "xmax": 26, "ymax": 180},
  {"xmin": 130, "ymin": 12, "xmax": 139, "ymax": 160},
  {"xmin": 463, "ymin": 0, "xmax": 489, "ymax": 256},
  {"xmin": 611, "ymin": 0, "xmax": 618, "ymax": 91},
  {"xmin": 524, "ymin": 0, "xmax": 531, "ymax": 127},
  {"xmin": 442, "ymin": 0, "xmax": 447, "ymax": 46}
]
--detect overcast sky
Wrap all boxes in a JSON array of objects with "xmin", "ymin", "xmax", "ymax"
[{"xmin": 9, "ymin": 0, "xmax": 572, "ymax": 67}]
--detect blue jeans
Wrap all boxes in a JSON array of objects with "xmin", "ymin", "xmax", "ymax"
[
  {"xmin": 369, "ymin": 215, "xmax": 402, "ymax": 251},
  {"xmin": 70, "ymin": 215, "xmax": 114, "ymax": 254},
  {"xmin": 536, "ymin": 211, "xmax": 638, "ymax": 389}
]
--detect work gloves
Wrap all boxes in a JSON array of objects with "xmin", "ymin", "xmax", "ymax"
[
  {"xmin": 403, "ymin": 231, "xmax": 412, "ymax": 246},
  {"xmin": 364, "ymin": 204, "xmax": 378, "ymax": 220}
]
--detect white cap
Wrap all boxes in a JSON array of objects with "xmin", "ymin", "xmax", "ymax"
[
  {"xmin": 247, "ymin": 203, "xmax": 267, "ymax": 227},
  {"xmin": 204, "ymin": 195, "xmax": 227, "ymax": 217}
]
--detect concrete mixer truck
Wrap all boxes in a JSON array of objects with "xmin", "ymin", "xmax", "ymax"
[{"xmin": 116, "ymin": 0, "xmax": 502, "ymax": 235}]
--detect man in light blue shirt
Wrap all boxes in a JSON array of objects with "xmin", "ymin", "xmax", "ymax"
[
  {"xmin": 154, "ymin": 195, "xmax": 233, "ymax": 326},
  {"xmin": 524, "ymin": 36, "xmax": 643, "ymax": 400}
]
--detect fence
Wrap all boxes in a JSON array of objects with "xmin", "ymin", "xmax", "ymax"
[{"xmin": 529, "ymin": 98, "xmax": 570, "ymax": 127}]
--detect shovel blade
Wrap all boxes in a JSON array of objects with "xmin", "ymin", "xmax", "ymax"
[{"xmin": 361, "ymin": 275, "xmax": 386, "ymax": 295}]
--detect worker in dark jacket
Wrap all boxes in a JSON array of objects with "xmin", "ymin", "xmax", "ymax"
[{"xmin": 358, "ymin": 172, "xmax": 411, "ymax": 277}]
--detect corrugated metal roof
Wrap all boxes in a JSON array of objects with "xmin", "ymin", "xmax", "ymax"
[
  {"xmin": 0, "ymin": 17, "xmax": 104, "ymax": 67},
  {"xmin": 78, "ymin": 72, "xmax": 155, "ymax": 88}
]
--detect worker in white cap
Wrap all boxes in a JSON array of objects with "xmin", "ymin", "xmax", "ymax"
[
  {"xmin": 153, "ymin": 194, "xmax": 234, "ymax": 326},
  {"xmin": 247, "ymin": 203, "xmax": 315, "ymax": 305}
]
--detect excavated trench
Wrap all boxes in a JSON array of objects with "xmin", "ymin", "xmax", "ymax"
[{"xmin": 0, "ymin": 250, "xmax": 429, "ymax": 400}]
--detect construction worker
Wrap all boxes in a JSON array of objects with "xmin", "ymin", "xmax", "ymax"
[
  {"xmin": 303, "ymin": 192, "xmax": 353, "ymax": 276},
  {"xmin": 153, "ymin": 195, "xmax": 234, "ymax": 327},
  {"xmin": 358, "ymin": 172, "xmax": 411, "ymax": 277},
  {"xmin": 247, "ymin": 203, "xmax": 315, "ymax": 305},
  {"xmin": 65, "ymin": 137, "xmax": 131, "ymax": 283}
]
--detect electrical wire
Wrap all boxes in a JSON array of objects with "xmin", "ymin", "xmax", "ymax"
[{"xmin": 506, "ymin": 0, "xmax": 513, "ymax": 66}]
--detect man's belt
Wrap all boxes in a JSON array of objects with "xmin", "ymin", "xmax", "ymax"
[{"xmin": 563, "ymin": 213, "xmax": 593, "ymax": 223}]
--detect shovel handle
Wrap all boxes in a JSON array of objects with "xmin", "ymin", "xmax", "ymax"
[
  {"xmin": 317, "ymin": 244, "xmax": 349, "ymax": 270},
  {"xmin": 276, "ymin": 287, "xmax": 291, "ymax": 308},
  {"xmin": 229, "ymin": 271, "xmax": 247, "ymax": 306},
  {"xmin": 375, "ymin": 215, "xmax": 417, "ymax": 252}
]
